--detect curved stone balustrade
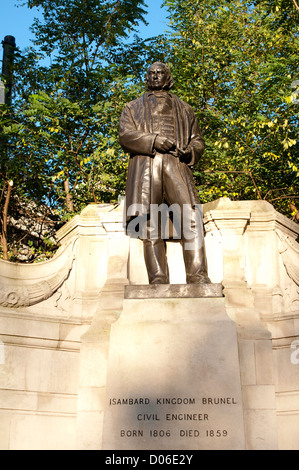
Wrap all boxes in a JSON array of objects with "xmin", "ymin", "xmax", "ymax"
[{"xmin": 0, "ymin": 240, "xmax": 76, "ymax": 308}]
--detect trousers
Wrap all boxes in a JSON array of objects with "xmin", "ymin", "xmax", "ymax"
[{"xmin": 143, "ymin": 153, "xmax": 209, "ymax": 284}]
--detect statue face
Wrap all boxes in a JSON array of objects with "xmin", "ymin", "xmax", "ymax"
[{"xmin": 147, "ymin": 63, "xmax": 169, "ymax": 90}]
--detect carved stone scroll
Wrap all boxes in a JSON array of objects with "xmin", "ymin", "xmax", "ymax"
[
  {"xmin": 276, "ymin": 230, "xmax": 299, "ymax": 286},
  {"xmin": 0, "ymin": 243, "xmax": 75, "ymax": 308}
]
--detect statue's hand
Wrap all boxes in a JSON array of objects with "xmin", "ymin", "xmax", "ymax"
[
  {"xmin": 154, "ymin": 135, "xmax": 176, "ymax": 153},
  {"xmin": 176, "ymin": 145, "xmax": 192, "ymax": 162}
]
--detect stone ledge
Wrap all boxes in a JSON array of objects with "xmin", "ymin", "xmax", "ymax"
[{"xmin": 125, "ymin": 283, "xmax": 223, "ymax": 299}]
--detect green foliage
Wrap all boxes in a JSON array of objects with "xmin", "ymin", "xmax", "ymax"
[
  {"xmin": 162, "ymin": 0, "xmax": 299, "ymax": 218},
  {"xmin": 13, "ymin": 0, "xmax": 151, "ymax": 209},
  {"xmin": 0, "ymin": 0, "xmax": 152, "ymax": 260},
  {"xmin": 27, "ymin": 0, "xmax": 148, "ymax": 50},
  {"xmin": 1, "ymin": 0, "xmax": 298, "ymax": 262}
]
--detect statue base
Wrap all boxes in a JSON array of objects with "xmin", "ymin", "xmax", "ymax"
[
  {"xmin": 102, "ymin": 292, "xmax": 246, "ymax": 450},
  {"xmin": 125, "ymin": 283, "xmax": 223, "ymax": 299}
]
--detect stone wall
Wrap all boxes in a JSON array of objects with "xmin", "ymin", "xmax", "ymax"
[{"xmin": 0, "ymin": 198, "xmax": 298, "ymax": 450}]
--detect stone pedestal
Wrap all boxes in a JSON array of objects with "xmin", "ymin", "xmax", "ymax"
[
  {"xmin": 0, "ymin": 199, "xmax": 298, "ymax": 450},
  {"xmin": 102, "ymin": 291, "xmax": 246, "ymax": 450}
]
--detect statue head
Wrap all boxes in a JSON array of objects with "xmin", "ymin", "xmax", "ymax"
[{"xmin": 145, "ymin": 62, "xmax": 174, "ymax": 91}]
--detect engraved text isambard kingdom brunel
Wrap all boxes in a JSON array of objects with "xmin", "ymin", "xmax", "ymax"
[{"xmin": 107, "ymin": 395, "xmax": 239, "ymax": 443}]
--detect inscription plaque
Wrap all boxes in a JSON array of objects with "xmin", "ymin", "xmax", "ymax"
[{"xmin": 102, "ymin": 296, "xmax": 246, "ymax": 450}]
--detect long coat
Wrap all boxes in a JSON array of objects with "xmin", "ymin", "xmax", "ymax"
[{"xmin": 119, "ymin": 92, "xmax": 205, "ymax": 223}]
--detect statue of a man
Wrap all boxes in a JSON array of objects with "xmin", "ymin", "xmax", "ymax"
[{"xmin": 119, "ymin": 62, "xmax": 211, "ymax": 285}]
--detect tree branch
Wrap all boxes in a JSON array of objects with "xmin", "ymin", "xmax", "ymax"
[
  {"xmin": 292, "ymin": 0, "xmax": 299, "ymax": 13},
  {"xmin": 268, "ymin": 195, "xmax": 299, "ymax": 202},
  {"xmin": 204, "ymin": 168, "xmax": 263, "ymax": 198},
  {"xmin": 1, "ymin": 180, "xmax": 13, "ymax": 260}
]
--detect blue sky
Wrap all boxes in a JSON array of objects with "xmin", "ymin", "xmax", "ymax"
[{"xmin": 0, "ymin": 0, "xmax": 170, "ymax": 52}]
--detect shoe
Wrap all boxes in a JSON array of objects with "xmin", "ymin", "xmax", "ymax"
[
  {"xmin": 187, "ymin": 273, "xmax": 212, "ymax": 284},
  {"xmin": 149, "ymin": 277, "xmax": 169, "ymax": 284}
]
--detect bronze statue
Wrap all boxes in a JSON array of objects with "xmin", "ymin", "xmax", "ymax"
[{"xmin": 119, "ymin": 62, "xmax": 211, "ymax": 285}]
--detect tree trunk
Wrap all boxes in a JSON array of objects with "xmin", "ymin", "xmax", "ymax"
[
  {"xmin": 1, "ymin": 180, "xmax": 13, "ymax": 261},
  {"xmin": 64, "ymin": 177, "xmax": 74, "ymax": 212}
]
